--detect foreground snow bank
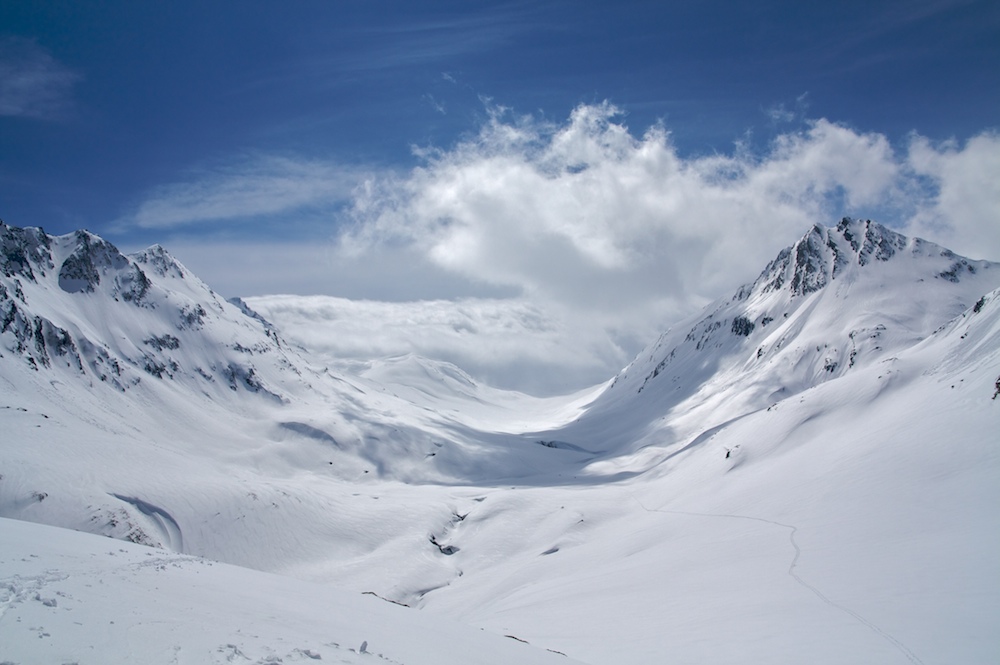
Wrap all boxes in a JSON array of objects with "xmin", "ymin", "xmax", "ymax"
[{"xmin": 0, "ymin": 517, "xmax": 582, "ymax": 665}]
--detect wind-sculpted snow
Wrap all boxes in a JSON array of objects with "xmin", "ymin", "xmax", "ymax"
[{"xmin": 1, "ymin": 219, "xmax": 999, "ymax": 663}]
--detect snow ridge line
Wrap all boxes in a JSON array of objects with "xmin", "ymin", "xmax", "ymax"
[{"xmin": 627, "ymin": 494, "xmax": 926, "ymax": 665}]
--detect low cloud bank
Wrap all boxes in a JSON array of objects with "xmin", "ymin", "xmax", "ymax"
[{"xmin": 245, "ymin": 294, "xmax": 631, "ymax": 395}]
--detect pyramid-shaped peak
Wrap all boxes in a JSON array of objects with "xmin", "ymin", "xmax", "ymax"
[
  {"xmin": 746, "ymin": 219, "xmax": 950, "ymax": 300},
  {"xmin": 57, "ymin": 229, "xmax": 130, "ymax": 294},
  {"xmin": 132, "ymin": 243, "xmax": 187, "ymax": 279}
]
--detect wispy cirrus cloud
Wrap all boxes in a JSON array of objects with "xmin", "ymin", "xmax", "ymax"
[
  {"xmin": 0, "ymin": 37, "xmax": 80, "ymax": 120},
  {"xmin": 240, "ymin": 5, "xmax": 545, "ymax": 94},
  {"xmin": 116, "ymin": 155, "xmax": 361, "ymax": 230}
]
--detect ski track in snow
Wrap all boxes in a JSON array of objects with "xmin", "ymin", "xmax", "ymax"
[{"xmin": 627, "ymin": 493, "xmax": 927, "ymax": 665}]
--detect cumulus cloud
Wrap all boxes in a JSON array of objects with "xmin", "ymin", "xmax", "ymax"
[
  {"xmin": 904, "ymin": 132, "xmax": 1000, "ymax": 261},
  {"xmin": 343, "ymin": 103, "xmax": 999, "ymax": 299},
  {"xmin": 0, "ymin": 37, "xmax": 80, "ymax": 120},
  {"xmin": 341, "ymin": 103, "xmax": 915, "ymax": 311},
  {"xmin": 117, "ymin": 155, "xmax": 359, "ymax": 230},
  {"xmin": 128, "ymin": 103, "xmax": 1000, "ymax": 394},
  {"xmin": 316, "ymin": 103, "xmax": 999, "ymax": 393}
]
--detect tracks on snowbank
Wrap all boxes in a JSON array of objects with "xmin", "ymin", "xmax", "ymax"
[{"xmin": 628, "ymin": 493, "xmax": 926, "ymax": 665}]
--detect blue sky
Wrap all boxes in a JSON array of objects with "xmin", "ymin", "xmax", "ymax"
[
  {"xmin": 2, "ymin": 1, "xmax": 997, "ymax": 241},
  {"xmin": 2, "ymin": 1, "xmax": 999, "ymax": 392}
]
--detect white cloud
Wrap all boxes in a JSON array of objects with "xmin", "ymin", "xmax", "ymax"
[
  {"xmin": 904, "ymin": 132, "xmax": 1000, "ymax": 261},
  {"xmin": 323, "ymin": 104, "xmax": 1000, "ymax": 392},
  {"xmin": 123, "ymin": 103, "xmax": 1000, "ymax": 394},
  {"xmin": 152, "ymin": 239, "xmax": 514, "ymax": 302},
  {"xmin": 244, "ymin": 294, "xmax": 634, "ymax": 395},
  {"xmin": 341, "ymin": 104, "xmax": 911, "ymax": 310},
  {"xmin": 0, "ymin": 37, "xmax": 80, "ymax": 120},
  {"xmin": 118, "ymin": 155, "xmax": 360, "ymax": 230}
]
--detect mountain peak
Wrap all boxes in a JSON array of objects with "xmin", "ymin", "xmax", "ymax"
[
  {"xmin": 834, "ymin": 216, "xmax": 906, "ymax": 264},
  {"xmin": 132, "ymin": 243, "xmax": 187, "ymax": 280},
  {"xmin": 1, "ymin": 221, "xmax": 53, "ymax": 282},
  {"xmin": 738, "ymin": 217, "xmax": 984, "ymax": 304},
  {"xmin": 588, "ymin": 218, "xmax": 999, "ymax": 451},
  {"xmin": 57, "ymin": 229, "xmax": 131, "ymax": 294},
  {"xmin": 1, "ymin": 223, "xmax": 292, "ymax": 398}
]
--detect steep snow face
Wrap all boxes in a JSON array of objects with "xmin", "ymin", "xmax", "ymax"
[{"xmin": 549, "ymin": 218, "xmax": 1000, "ymax": 456}]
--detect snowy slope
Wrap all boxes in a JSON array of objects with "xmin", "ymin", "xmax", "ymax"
[
  {"xmin": 540, "ymin": 218, "xmax": 999, "ymax": 458},
  {"xmin": 0, "ymin": 221, "xmax": 588, "ymax": 485},
  {"xmin": 0, "ymin": 517, "xmax": 583, "ymax": 665},
  {"xmin": 2, "ymin": 219, "xmax": 999, "ymax": 664},
  {"xmin": 410, "ymin": 286, "xmax": 1000, "ymax": 664}
]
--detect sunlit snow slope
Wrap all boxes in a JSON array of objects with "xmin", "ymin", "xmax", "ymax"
[
  {"xmin": 2, "ymin": 218, "xmax": 999, "ymax": 664},
  {"xmin": 0, "ymin": 517, "xmax": 583, "ymax": 665}
]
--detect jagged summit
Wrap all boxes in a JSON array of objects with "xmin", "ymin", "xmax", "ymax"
[
  {"xmin": 547, "ymin": 218, "xmax": 999, "ymax": 453},
  {"xmin": 1, "ymin": 222, "xmax": 290, "ymax": 397},
  {"xmin": 1, "ymin": 221, "xmax": 53, "ymax": 281},
  {"xmin": 740, "ymin": 217, "xmax": 980, "ymax": 302}
]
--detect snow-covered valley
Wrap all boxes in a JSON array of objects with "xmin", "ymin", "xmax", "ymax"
[{"xmin": 2, "ymin": 218, "xmax": 998, "ymax": 664}]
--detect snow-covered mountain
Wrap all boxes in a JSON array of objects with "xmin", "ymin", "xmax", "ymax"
[
  {"xmin": 0, "ymin": 221, "xmax": 587, "ymax": 486},
  {"xmin": 1, "ymin": 223, "xmax": 296, "ymax": 400},
  {"xmin": 540, "ymin": 217, "xmax": 998, "ymax": 456},
  {"xmin": 2, "ymin": 218, "xmax": 999, "ymax": 664}
]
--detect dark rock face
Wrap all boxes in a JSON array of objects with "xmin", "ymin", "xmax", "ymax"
[
  {"xmin": 731, "ymin": 316, "xmax": 755, "ymax": 337},
  {"xmin": 1, "ymin": 222, "xmax": 285, "ymax": 401},
  {"xmin": 58, "ymin": 231, "xmax": 130, "ymax": 293},
  {"xmin": 0, "ymin": 295, "xmax": 83, "ymax": 372},
  {"xmin": 789, "ymin": 225, "xmax": 832, "ymax": 296},
  {"xmin": 1, "ymin": 222, "xmax": 53, "ymax": 281},
  {"xmin": 757, "ymin": 218, "xmax": 910, "ymax": 299}
]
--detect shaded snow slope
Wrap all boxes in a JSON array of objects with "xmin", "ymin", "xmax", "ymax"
[{"xmin": 2, "ymin": 219, "xmax": 999, "ymax": 664}]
